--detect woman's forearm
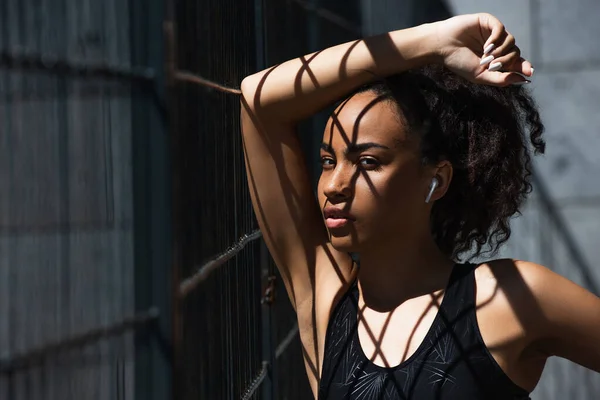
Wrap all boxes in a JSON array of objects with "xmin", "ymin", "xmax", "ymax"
[{"xmin": 240, "ymin": 23, "xmax": 439, "ymax": 123}]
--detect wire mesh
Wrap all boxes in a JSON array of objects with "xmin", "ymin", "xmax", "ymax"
[
  {"xmin": 179, "ymin": 230, "xmax": 262, "ymax": 298},
  {"xmin": 169, "ymin": 0, "xmax": 263, "ymax": 398},
  {"xmin": 169, "ymin": 0, "xmax": 364, "ymax": 398}
]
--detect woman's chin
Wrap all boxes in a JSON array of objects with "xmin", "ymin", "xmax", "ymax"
[{"xmin": 328, "ymin": 235, "xmax": 361, "ymax": 253}]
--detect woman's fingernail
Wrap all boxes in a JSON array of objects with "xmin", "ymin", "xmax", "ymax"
[
  {"xmin": 530, "ymin": 68, "xmax": 535, "ymax": 77},
  {"xmin": 480, "ymin": 55, "xmax": 494, "ymax": 66},
  {"xmin": 515, "ymin": 72, "xmax": 535, "ymax": 79},
  {"xmin": 483, "ymin": 43, "xmax": 495, "ymax": 55},
  {"xmin": 488, "ymin": 62, "xmax": 503, "ymax": 71},
  {"xmin": 511, "ymin": 80, "xmax": 531, "ymax": 86}
]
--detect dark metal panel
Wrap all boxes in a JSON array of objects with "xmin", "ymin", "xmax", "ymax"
[
  {"xmin": 0, "ymin": 0, "xmax": 161, "ymax": 398},
  {"xmin": 128, "ymin": 0, "xmax": 172, "ymax": 400}
]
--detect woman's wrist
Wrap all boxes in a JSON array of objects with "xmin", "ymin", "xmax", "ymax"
[
  {"xmin": 382, "ymin": 22, "xmax": 444, "ymax": 74},
  {"xmin": 418, "ymin": 21, "xmax": 446, "ymax": 65}
]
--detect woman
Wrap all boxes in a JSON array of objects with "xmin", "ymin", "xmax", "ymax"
[{"xmin": 240, "ymin": 13, "xmax": 600, "ymax": 399}]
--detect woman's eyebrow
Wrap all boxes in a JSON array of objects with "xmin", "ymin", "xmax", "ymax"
[
  {"xmin": 320, "ymin": 142, "xmax": 333, "ymax": 153},
  {"xmin": 320, "ymin": 142, "xmax": 390, "ymax": 155}
]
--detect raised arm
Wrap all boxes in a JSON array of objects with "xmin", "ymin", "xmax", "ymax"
[{"xmin": 240, "ymin": 25, "xmax": 436, "ymax": 124}]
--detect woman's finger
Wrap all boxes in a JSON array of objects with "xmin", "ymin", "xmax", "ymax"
[
  {"xmin": 488, "ymin": 46, "xmax": 522, "ymax": 72},
  {"xmin": 480, "ymin": 32, "xmax": 515, "ymax": 70},
  {"xmin": 510, "ymin": 57, "xmax": 535, "ymax": 78},
  {"xmin": 489, "ymin": 32, "xmax": 516, "ymax": 59},
  {"xmin": 477, "ymin": 55, "xmax": 534, "ymax": 86},
  {"xmin": 476, "ymin": 70, "xmax": 531, "ymax": 87},
  {"xmin": 479, "ymin": 13, "xmax": 506, "ymax": 52}
]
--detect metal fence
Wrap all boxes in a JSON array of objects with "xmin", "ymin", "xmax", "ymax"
[{"xmin": 168, "ymin": 1, "xmax": 361, "ymax": 399}]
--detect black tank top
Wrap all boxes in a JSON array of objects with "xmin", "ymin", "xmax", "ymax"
[{"xmin": 318, "ymin": 263, "xmax": 531, "ymax": 400}]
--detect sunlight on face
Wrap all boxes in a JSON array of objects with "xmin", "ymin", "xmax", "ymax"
[{"xmin": 317, "ymin": 91, "xmax": 429, "ymax": 252}]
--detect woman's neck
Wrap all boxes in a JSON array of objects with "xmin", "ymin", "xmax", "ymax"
[{"xmin": 356, "ymin": 233, "xmax": 455, "ymax": 312}]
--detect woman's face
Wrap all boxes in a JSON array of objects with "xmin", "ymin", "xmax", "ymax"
[{"xmin": 317, "ymin": 91, "xmax": 432, "ymax": 252}]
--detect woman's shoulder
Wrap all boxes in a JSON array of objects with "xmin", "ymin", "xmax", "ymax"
[
  {"xmin": 473, "ymin": 258, "xmax": 548, "ymax": 286},
  {"xmin": 473, "ymin": 258, "xmax": 600, "ymax": 364},
  {"xmin": 472, "ymin": 258, "xmax": 567, "ymax": 319},
  {"xmin": 473, "ymin": 258, "xmax": 576, "ymax": 300}
]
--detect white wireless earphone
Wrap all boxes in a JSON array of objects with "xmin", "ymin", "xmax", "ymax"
[{"xmin": 425, "ymin": 177, "xmax": 439, "ymax": 204}]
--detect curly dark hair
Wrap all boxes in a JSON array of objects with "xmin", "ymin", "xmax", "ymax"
[{"xmin": 354, "ymin": 64, "xmax": 545, "ymax": 260}]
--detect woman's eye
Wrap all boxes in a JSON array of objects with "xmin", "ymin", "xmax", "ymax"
[
  {"xmin": 359, "ymin": 158, "xmax": 381, "ymax": 169},
  {"xmin": 320, "ymin": 157, "xmax": 335, "ymax": 168}
]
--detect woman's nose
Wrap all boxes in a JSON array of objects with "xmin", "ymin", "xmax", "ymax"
[{"xmin": 323, "ymin": 165, "xmax": 353, "ymax": 201}]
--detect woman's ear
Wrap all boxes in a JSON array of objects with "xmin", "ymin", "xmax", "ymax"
[{"xmin": 426, "ymin": 161, "xmax": 453, "ymax": 203}]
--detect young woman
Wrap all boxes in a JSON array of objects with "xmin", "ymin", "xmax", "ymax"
[{"xmin": 239, "ymin": 13, "xmax": 600, "ymax": 399}]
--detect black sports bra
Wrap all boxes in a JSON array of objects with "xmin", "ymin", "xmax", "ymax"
[{"xmin": 318, "ymin": 263, "xmax": 531, "ymax": 399}]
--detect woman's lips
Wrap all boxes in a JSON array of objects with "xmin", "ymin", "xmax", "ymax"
[
  {"xmin": 325, "ymin": 217, "xmax": 352, "ymax": 229},
  {"xmin": 323, "ymin": 206, "xmax": 355, "ymax": 229}
]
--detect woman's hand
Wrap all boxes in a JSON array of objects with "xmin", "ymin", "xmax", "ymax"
[{"xmin": 432, "ymin": 13, "xmax": 534, "ymax": 86}]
